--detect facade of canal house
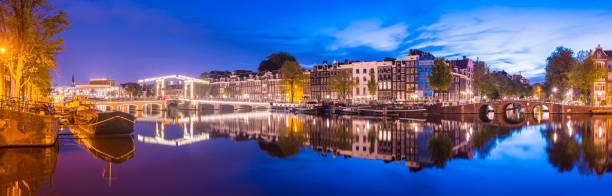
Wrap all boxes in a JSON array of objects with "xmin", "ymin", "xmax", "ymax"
[
  {"xmin": 207, "ymin": 70, "xmax": 288, "ymax": 102},
  {"xmin": 593, "ymin": 44, "xmax": 612, "ymax": 105},
  {"xmin": 433, "ymin": 56, "xmax": 475, "ymax": 105},
  {"xmin": 309, "ymin": 55, "xmax": 427, "ymax": 104}
]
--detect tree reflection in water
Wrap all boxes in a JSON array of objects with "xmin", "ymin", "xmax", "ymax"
[
  {"xmin": 427, "ymin": 135, "xmax": 453, "ymax": 168},
  {"xmin": 0, "ymin": 145, "xmax": 58, "ymax": 195},
  {"xmin": 471, "ymin": 126, "xmax": 514, "ymax": 158},
  {"xmin": 543, "ymin": 116, "xmax": 612, "ymax": 177},
  {"xmin": 545, "ymin": 129, "xmax": 580, "ymax": 172}
]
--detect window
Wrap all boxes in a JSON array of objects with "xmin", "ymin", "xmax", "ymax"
[{"xmin": 356, "ymin": 69, "xmax": 359, "ymax": 74}]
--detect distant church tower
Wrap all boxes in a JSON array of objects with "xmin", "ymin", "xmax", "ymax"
[{"xmin": 71, "ymin": 74, "xmax": 75, "ymax": 87}]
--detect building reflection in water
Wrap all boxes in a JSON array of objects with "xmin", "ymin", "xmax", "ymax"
[
  {"xmin": 0, "ymin": 145, "xmax": 58, "ymax": 195},
  {"xmin": 137, "ymin": 111, "xmax": 478, "ymax": 171},
  {"xmin": 544, "ymin": 115, "xmax": 612, "ymax": 177},
  {"xmin": 134, "ymin": 110, "xmax": 612, "ymax": 176}
]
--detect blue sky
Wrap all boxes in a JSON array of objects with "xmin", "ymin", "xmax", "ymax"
[{"xmin": 51, "ymin": 0, "xmax": 612, "ymax": 85}]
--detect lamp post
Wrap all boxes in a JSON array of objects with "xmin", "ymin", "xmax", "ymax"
[
  {"xmin": 0, "ymin": 47, "xmax": 7, "ymax": 97},
  {"xmin": 551, "ymin": 87, "xmax": 558, "ymax": 102}
]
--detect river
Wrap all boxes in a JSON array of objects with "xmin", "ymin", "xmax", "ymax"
[{"xmin": 2, "ymin": 110, "xmax": 612, "ymax": 195}]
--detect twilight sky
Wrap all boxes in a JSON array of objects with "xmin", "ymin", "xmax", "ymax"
[{"xmin": 51, "ymin": 0, "xmax": 612, "ymax": 85}]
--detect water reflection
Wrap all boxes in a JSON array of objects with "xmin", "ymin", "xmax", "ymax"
[
  {"xmin": 544, "ymin": 116, "xmax": 612, "ymax": 177},
  {"xmin": 137, "ymin": 112, "xmax": 475, "ymax": 170},
  {"xmin": 5, "ymin": 111, "xmax": 612, "ymax": 194},
  {"xmin": 70, "ymin": 127, "xmax": 135, "ymax": 187},
  {"xmin": 135, "ymin": 112, "xmax": 612, "ymax": 176},
  {"xmin": 504, "ymin": 103, "xmax": 525, "ymax": 124},
  {"xmin": 0, "ymin": 145, "xmax": 58, "ymax": 195}
]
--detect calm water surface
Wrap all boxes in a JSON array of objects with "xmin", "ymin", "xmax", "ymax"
[{"xmin": 3, "ymin": 110, "xmax": 612, "ymax": 195}]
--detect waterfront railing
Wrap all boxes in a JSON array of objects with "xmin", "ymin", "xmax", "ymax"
[{"xmin": 0, "ymin": 96, "xmax": 54, "ymax": 115}]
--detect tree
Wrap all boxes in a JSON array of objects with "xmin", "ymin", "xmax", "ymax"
[
  {"xmin": 195, "ymin": 84, "xmax": 211, "ymax": 98},
  {"xmin": 545, "ymin": 47, "xmax": 575, "ymax": 99},
  {"xmin": 367, "ymin": 68, "xmax": 377, "ymax": 99},
  {"xmin": 427, "ymin": 57, "xmax": 454, "ymax": 100},
  {"xmin": 473, "ymin": 62, "xmax": 497, "ymax": 98},
  {"xmin": 124, "ymin": 82, "xmax": 142, "ymax": 98},
  {"xmin": 199, "ymin": 72, "xmax": 208, "ymax": 79},
  {"xmin": 328, "ymin": 70, "xmax": 356, "ymax": 102},
  {"xmin": 223, "ymin": 86, "xmax": 232, "ymax": 97},
  {"xmin": 0, "ymin": 0, "xmax": 70, "ymax": 98},
  {"xmin": 209, "ymin": 86, "xmax": 219, "ymax": 98},
  {"xmin": 258, "ymin": 52, "xmax": 297, "ymax": 72},
  {"xmin": 566, "ymin": 51, "xmax": 605, "ymax": 104},
  {"xmin": 279, "ymin": 61, "xmax": 304, "ymax": 103},
  {"xmin": 382, "ymin": 57, "xmax": 395, "ymax": 61},
  {"xmin": 533, "ymin": 83, "xmax": 544, "ymax": 99}
]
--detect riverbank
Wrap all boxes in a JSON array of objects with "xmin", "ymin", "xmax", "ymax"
[{"xmin": 0, "ymin": 110, "xmax": 58, "ymax": 147}]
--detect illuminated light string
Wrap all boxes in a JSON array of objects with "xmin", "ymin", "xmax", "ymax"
[{"xmin": 136, "ymin": 111, "xmax": 272, "ymax": 123}]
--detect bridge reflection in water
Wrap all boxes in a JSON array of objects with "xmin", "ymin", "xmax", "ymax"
[{"xmin": 134, "ymin": 110, "xmax": 612, "ymax": 174}]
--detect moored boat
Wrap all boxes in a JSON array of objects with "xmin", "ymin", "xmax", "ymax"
[{"xmin": 79, "ymin": 111, "xmax": 135, "ymax": 135}]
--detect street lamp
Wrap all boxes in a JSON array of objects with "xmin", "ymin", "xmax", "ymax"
[
  {"xmin": 0, "ymin": 48, "xmax": 5, "ymax": 53},
  {"xmin": 552, "ymin": 87, "xmax": 557, "ymax": 93}
]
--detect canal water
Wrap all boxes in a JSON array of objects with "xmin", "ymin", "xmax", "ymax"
[{"xmin": 3, "ymin": 111, "xmax": 612, "ymax": 195}]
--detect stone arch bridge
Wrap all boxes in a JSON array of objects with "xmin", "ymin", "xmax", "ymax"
[{"xmin": 436, "ymin": 100, "xmax": 599, "ymax": 115}]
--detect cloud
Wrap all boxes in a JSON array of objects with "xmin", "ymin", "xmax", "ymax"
[
  {"xmin": 409, "ymin": 8, "xmax": 612, "ymax": 81},
  {"xmin": 328, "ymin": 20, "xmax": 409, "ymax": 51}
]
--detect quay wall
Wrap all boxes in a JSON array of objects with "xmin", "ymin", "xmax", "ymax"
[{"xmin": 0, "ymin": 110, "xmax": 58, "ymax": 147}]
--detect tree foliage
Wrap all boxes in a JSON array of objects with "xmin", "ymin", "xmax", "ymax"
[
  {"xmin": 209, "ymin": 86, "xmax": 219, "ymax": 97},
  {"xmin": 473, "ymin": 62, "xmax": 497, "ymax": 97},
  {"xmin": 258, "ymin": 52, "xmax": 296, "ymax": 72},
  {"xmin": 427, "ymin": 57, "xmax": 454, "ymax": 91},
  {"xmin": 472, "ymin": 63, "xmax": 533, "ymax": 99},
  {"xmin": 367, "ymin": 68, "xmax": 377, "ymax": 97},
  {"xmin": 124, "ymin": 82, "xmax": 142, "ymax": 98},
  {"xmin": 544, "ymin": 47, "xmax": 606, "ymax": 104},
  {"xmin": 223, "ymin": 86, "xmax": 233, "ymax": 97},
  {"xmin": 0, "ymin": 0, "xmax": 70, "ymax": 98},
  {"xmin": 545, "ymin": 47, "xmax": 575, "ymax": 98},
  {"xmin": 328, "ymin": 70, "xmax": 356, "ymax": 102},
  {"xmin": 532, "ymin": 83, "xmax": 544, "ymax": 99},
  {"xmin": 566, "ymin": 51, "xmax": 605, "ymax": 104},
  {"xmin": 279, "ymin": 61, "xmax": 304, "ymax": 103},
  {"xmin": 382, "ymin": 57, "xmax": 395, "ymax": 61}
]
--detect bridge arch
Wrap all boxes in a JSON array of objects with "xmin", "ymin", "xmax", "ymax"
[
  {"xmin": 501, "ymin": 102, "xmax": 525, "ymax": 124},
  {"xmin": 199, "ymin": 103, "xmax": 215, "ymax": 110},
  {"xmin": 238, "ymin": 105, "xmax": 253, "ymax": 111},
  {"xmin": 479, "ymin": 104, "xmax": 495, "ymax": 122},
  {"xmin": 219, "ymin": 104, "xmax": 235, "ymax": 111},
  {"xmin": 532, "ymin": 104, "xmax": 550, "ymax": 122}
]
